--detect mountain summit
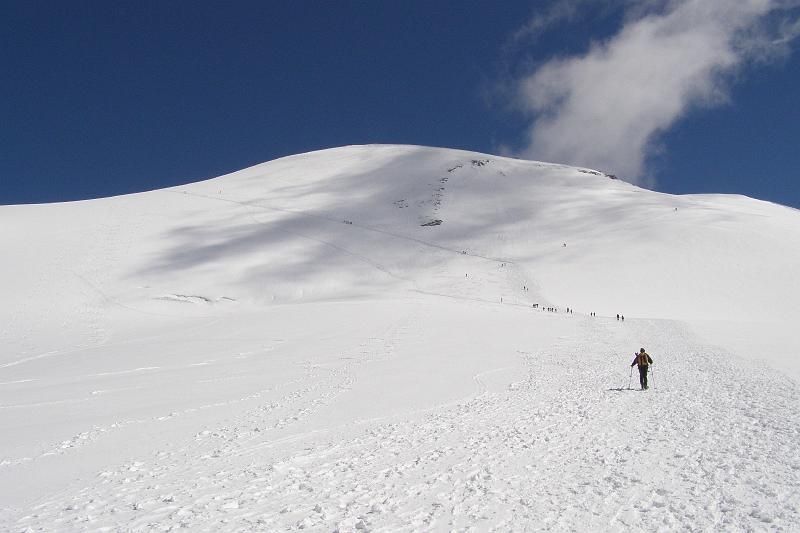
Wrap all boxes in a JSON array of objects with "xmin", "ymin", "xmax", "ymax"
[{"xmin": 6, "ymin": 145, "xmax": 798, "ymax": 326}]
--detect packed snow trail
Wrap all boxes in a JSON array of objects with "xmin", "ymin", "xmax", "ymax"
[{"xmin": 5, "ymin": 306, "xmax": 798, "ymax": 532}]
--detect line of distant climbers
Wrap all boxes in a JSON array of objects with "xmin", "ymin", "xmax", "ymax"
[
  {"xmin": 471, "ymin": 274, "xmax": 627, "ymax": 320},
  {"xmin": 538, "ymin": 306, "xmax": 569, "ymax": 313},
  {"xmin": 529, "ymin": 306, "xmax": 626, "ymax": 321}
]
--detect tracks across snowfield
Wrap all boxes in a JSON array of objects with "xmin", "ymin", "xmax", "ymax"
[{"xmin": 5, "ymin": 309, "xmax": 800, "ymax": 532}]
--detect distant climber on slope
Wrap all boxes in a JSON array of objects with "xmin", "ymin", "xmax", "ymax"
[{"xmin": 631, "ymin": 348, "xmax": 653, "ymax": 390}]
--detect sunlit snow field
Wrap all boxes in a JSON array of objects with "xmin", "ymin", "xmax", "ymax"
[{"xmin": 1, "ymin": 145, "xmax": 798, "ymax": 531}]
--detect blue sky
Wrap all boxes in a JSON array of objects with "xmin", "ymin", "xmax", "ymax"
[{"xmin": 2, "ymin": 1, "xmax": 799, "ymax": 207}]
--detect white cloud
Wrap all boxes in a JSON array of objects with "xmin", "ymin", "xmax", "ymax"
[{"xmin": 514, "ymin": 0, "xmax": 800, "ymax": 183}]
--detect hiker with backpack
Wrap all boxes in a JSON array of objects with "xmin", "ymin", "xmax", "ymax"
[{"xmin": 631, "ymin": 348, "xmax": 653, "ymax": 390}]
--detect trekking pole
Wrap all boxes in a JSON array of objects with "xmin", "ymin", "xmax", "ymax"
[
  {"xmin": 651, "ymin": 365, "xmax": 655, "ymax": 389},
  {"xmin": 628, "ymin": 366, "xmax": 633, "ymax": 390}
]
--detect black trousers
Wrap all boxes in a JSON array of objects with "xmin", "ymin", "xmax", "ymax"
[{"xmin": 638, "ymin": 365, "xmax": 649, "ymax": 389}]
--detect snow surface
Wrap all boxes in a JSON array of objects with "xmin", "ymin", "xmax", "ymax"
[{"xmin": 1, "ymin": 145, "xmax": 799, "ymax": 531}]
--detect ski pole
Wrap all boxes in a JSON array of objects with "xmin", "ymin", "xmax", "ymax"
[
  {"xmin": 628, "ymin": 366, "xmax": 632, "ymax": 390},
  {"xmin": 651, "ymin": 365, "xmax": 655, "ymax": 389}
]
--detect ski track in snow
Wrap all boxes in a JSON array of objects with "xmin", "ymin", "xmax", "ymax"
[{"xmin": 5, "ymin": 314, "xmax": 799, "ymax": 532}]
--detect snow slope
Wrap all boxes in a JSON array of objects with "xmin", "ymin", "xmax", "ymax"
[{"xmin": 1, "ymin": 145, "xmax": 799, "ymax": 531}]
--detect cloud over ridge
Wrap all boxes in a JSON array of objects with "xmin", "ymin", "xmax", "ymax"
[{"xmin": 514, "ymin": 0, "xmax": 800, "ymax": 184}]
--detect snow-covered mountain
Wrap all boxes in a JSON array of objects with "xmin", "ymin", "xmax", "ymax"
[{"xmin": 2, "ymin": 145, "xmax": 799, "ymax": 531}]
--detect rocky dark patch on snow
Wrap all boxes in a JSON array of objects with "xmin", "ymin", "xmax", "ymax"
[
  {"xmin": 578, "ymin": 168, "xmax": 618, "ymax": 180},
  {"xmin": 157, "ymin": 294, "xmax": 212, "ymax": 304},
  {"xmin": 432, "ymin": 187, "xmax": 444, "ymax": 209},
  {"xmin": 156, "ymin": 294, "xmax": 235, "ymax": 305},
  {"xmin": 421, "ymin": 219, "xmax": 443, "ymax": 227}
]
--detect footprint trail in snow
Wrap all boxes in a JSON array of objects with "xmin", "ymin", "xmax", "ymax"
[{"xmin": 7, "ymin": 314, "xmax": 799, "ymax": 532}]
